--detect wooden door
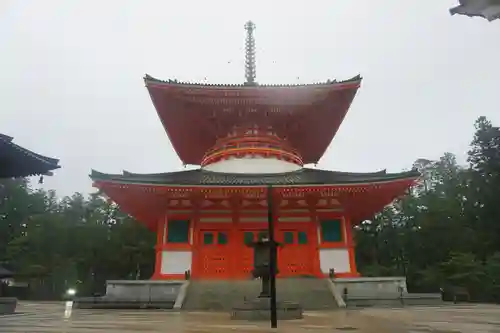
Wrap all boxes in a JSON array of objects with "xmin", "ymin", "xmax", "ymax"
[
  {"xmin": 277, "ymin": 227, "xmax": 314, "ymax": 277},
  {"xmin": 197, "ymin": 229, "xmax": 231, "ymax": 278}
]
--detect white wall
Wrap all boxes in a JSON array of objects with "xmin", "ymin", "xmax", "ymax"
[
  {"xmin": 160, "ymin": 251, "xmax": 192, "ymax": 275},
  {"xmin": 319, "ymin": 248, "xmax": 351, "ymax": 274},
  {"xmin": 203, "ymin": 157, "xmax": 301, "ymax": 174}
]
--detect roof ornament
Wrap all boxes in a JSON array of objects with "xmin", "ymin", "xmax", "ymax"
[{"xmin": 244, "ymin": 21, "xmax": 257, "ymax": 86}]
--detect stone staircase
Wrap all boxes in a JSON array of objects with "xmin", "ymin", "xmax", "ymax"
[{"xmin": 181, "ymin": 278, "xmax": 338, "ymax": 311}]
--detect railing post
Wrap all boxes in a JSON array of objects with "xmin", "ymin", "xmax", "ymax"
[{"xmin": 342, "ymin": 287, "xmax": 348, "ymax": 306}]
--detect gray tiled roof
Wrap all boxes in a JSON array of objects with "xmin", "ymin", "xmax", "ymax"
[
  {"xmin": 90, "ymin": 168, "xmax": 419, "ymax": 186},
  {"xmin": 0, "ymin": 134, "xmax": 60, "ymax": 178}
]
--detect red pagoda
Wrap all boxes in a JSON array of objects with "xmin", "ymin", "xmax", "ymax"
[{"xmin": 91, "ymin": 22, "xmax": 418, "ymax": 281}]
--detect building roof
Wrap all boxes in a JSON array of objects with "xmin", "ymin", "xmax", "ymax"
[
  {"xmin": 91, "ymin": 167, "xmax": 419, "ymax": 230},
  {"xmin": 144, "ymin": 74, "xmax": 362, "ymax": 88},
  {"xmin": 0, "ymin": 265, "xmax": 13, "ymax": 279},
  {"xmin": 449, "ymin": 0, "xmax": 500, "ymax": 21},
  {"xmin": 0, "ymin": 134, "xmax": 60, "ymax": 178},
  {"xmin": 91, "ymin": 168, "xmax": 419, "ymax": 187},
  {"xmin": 144, "ymin": 75, "xmax": 362, "ymax": 166}
]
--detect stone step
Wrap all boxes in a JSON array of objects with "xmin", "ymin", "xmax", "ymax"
[{"xmin": 182, "ymin": 278, "xmax": 338, "ymax": 311}]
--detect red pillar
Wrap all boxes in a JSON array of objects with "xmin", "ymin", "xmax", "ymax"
[
  {"xmin": 344, "ymin": 217, "xmax": 360, "ymax": 277},
  {"xmin": 152, "ymin": 214, "xmax": 166, "ymax": 280},
  {"xmin": 306, "ymin": 196, "xmax": 323, "ymax": 278},
  {"xmin": 190, "ymin": 196, "xmax": 201, "ymax": 279}
]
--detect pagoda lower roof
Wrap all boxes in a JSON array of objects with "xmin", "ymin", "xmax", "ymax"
[
  {"xmin": 90, "ymin": 168, "xmax": 419, "ymax": 187},
  {"xmin": 91, "ymin": 168, "xmax": 419, "ymax": 229},
  {"xmin": 0, "ymin": 134, "xmax": 60, "ymax": 178}
]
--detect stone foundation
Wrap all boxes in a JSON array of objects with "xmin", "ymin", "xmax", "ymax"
[
  {"xmin": 231, "ymin": 297, "xmax": 303, "ymax": 321},
  {"xmin": 332, "ymin": 277, "xmax": 443, "ymax": 308},
  {"xmin": 333, "ymin": 276, "xmax": 408, "ymax": 295},
  {"xmin": 74, "ymin": 280, "xmax": 188, "ymax": 310},
  {"xmin": 0, "ymin": 297, "xmax": 17, "ymax": 315}
]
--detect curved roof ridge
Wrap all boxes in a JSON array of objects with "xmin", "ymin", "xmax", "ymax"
[
  {"xmin": 0, "ymin": 133, "xmax": 13, "ymax": 142},
  {"xmin": 93, "ymin": 168, "xmax": 422, "ymax": 179},
  {"xmin": 0, "ymin": 134, "xmax": 60, "ymax": 178},
  {"xmin": 308, "ymin": 168, "xmax": 387, "ymax": 176},
  {"xmin": 0, "ymin": 134, "xmax": 60, "ymax": 166},
  {"xmin": 90, "ymin": 167, "xmax": 420, "ymax": 186},
  {"xmin": 122, "ymin": 169, "xmax": 201, "ymax": 177},
  {"xmin": 144, "ymin": 74, "xmax": 362, "ymax": 88}
]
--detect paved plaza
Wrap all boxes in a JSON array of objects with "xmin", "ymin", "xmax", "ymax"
[{"xmin": 1, "ymin": 302, "xmax": 500, "ymax": 332}]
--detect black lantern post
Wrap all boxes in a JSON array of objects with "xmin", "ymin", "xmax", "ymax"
[
  {"xmin": 250, "ymin": 237, "xmax": 273, "ymax": 298},
  {"xmin": 248, "ymin": 186, "xmax": 278, "ymax": 327},
  {"xmin": 246, "ymin": 190, "xmax": 280, "ymax": 327},
  {"xmin": 267, "ymin": 185, "xmax": 278, "ymax": 328}
]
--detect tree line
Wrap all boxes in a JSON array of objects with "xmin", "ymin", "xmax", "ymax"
[
  {"xmin": 1, "ymin": 117, "xmax": 500, "ymax": 301},
  {"xmin": 355, "ymin": 117, "xmax": 500, "ymax": 302}
]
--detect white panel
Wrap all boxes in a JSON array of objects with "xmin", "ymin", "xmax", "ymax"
[
  {"xmin": 160, "ymin": 251, "xmax": 192, "ymax": 275},
  {"xmin": 319, "ymin": 248, "xmax": 350, "ymax": 274},
  {"xmin": 203, "ymin": 157, "xmax": 302, "ymax": 174}
]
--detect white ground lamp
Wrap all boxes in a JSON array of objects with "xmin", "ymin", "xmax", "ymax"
[{"xmin": 66, "ymin": 288, "xmax": 76, "ymax": 297}]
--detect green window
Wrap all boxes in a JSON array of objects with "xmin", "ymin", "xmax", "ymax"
[
  {"xmin": 298, "ymin": 231, "xmax": 308, "ymax": 244},
  {"xmin": 218, "ymin": 232, "xmax": 228, "ymax": 245},
  {"xmin": 320, "ymin": 219, "xmax": 343, "ymax": 242},
  {"xmin": 244, "ymin": 232, "xmax": 254, "ymax": 245},
  {"xmin": 284, "ymin": 231, "xmax": 294, "ymax": 244},
  {"xmin": 257, "ymin": 231, "xmax": 268, "ymax": 241},
  {"xmin": 166, "ymin": 220, "xmax": 190, "ymax": 243},
  {"xmin": 203, "ymin": 232, "xmax": 214, "ymax": 245}
]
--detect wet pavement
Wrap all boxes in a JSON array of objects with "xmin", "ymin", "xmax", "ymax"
[{"xmin": 0, "ymin": 302, "xmax": 499, "ymax": 332}]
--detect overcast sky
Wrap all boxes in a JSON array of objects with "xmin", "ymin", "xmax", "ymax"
[{"xmin": 1, "ymin": 0, "xmax": 499, "ymax": 197}]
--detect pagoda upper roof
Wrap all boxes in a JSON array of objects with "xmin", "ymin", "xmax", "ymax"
[
  {"xmin": 145, "ymin": 74, "xmax": 362, "ymax": 166},
  {"xmin": 91, "ymin": 168, "xmax": 419, "ymax": 187},
  {"xmin": 144, "ymin": 74, "xmax": 361, "ymax": 88},
  {"xmin": 0, "ymin": 134, "xmax": 60, "ymax": 178}
]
